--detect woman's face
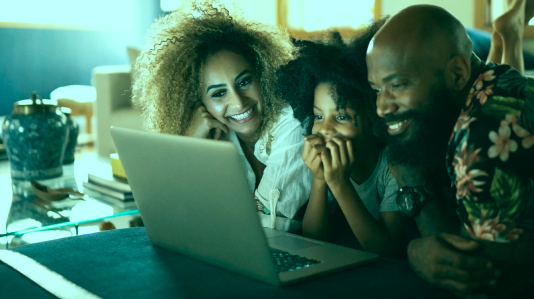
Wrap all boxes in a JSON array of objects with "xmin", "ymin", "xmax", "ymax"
[
  {"xmin": 200, "ymin": 50, "xmax": 263, "ymax": 139},
  {"xmin": 312, "ymin": 82, "xmax": 372, "ymax": 147}
]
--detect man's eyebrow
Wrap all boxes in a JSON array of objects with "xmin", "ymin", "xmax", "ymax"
[
  {"xmin": 369, "ymin": 73, "xmax": 399, "ymax": 86},
  {"xmin": 207, "ymin": 84, "xmax": 226, "ymax": 93},
  {"xmin": 235, "ymin": 70, "xmax": 250, "ymax": 81},
  {"xmin": 381, "ymin": 73, "xmax": 398, "ymax": 83}
]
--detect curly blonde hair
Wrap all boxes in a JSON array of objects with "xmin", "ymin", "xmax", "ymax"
[{"xmin": 133, "ymin": 1, "xmax": 294, "ymax": 137}]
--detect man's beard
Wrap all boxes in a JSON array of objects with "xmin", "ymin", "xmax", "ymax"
[{"xmin": 385, "ymin": 86, "xmax": 460, "ymax": 170}]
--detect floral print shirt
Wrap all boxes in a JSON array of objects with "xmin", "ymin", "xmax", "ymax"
[{"xmin": 447, "ymin": 62, "xmax": 534, "ymax": 243}]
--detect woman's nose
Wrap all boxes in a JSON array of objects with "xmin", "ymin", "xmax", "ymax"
[{"xmin": 227, "ymin": 90, "xmax": 246, "ymax": 110}]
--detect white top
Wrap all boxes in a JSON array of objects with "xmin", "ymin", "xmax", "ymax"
[
  {"xmin": 226, "ymin": 107, "xmax": 312, "ymax": 231},
  {"xmin": 327, "ymin": 150, "xmax": 399, "ymax": 218}
]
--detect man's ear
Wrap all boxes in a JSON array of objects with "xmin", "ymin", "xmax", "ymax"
[{"xmin": 445, "ymin": 54, "xmax": 470, "ymax": 91}]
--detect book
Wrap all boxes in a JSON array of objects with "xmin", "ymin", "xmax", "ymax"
[
  {"xmin": 88, "ymin": 172, "xmax": 131, "ymax": 193},
  {"xmin": 83, "ymin": 187, "xmax": 137, "ymax": 210},
  {"xmin": 83, "ymin": 181, "xmax": 133, "ymax": 201}
]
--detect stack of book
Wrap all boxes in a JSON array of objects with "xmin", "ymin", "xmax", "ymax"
[{"xmin": 83, "ymin": 172, "xmax": 133, "ymax": 202}]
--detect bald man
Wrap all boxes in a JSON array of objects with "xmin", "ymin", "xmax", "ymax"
[{"xmin": 367, "ymin": 4, "xmax": 534, "ymax": 298}]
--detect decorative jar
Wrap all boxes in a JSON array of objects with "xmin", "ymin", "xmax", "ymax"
[
  {"xmin": 2, "ymin": 92, "xmax": 68, "ymax": 180},
  {"xmin": 60, "ymin": 107, "xmax": 79, "ymax": 164}
]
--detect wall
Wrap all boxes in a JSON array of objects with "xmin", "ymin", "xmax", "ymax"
[
  {"xmin": 0, "ymin": 0, "xmax": 163, "ymax": 116},
  {"xmin": 380, "ymin": 0, "xmax": 475, "ymax": 28}
]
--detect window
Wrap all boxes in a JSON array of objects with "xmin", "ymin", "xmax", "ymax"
[
  {"xmin": 277, "ymin": 0, "xmax": 380, "ymax": 39},
  {"xmin": 160, "ymin": 0, "xmax": 186, "ymax": 12}
]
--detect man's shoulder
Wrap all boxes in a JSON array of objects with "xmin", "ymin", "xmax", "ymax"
[
  {"xmin": 480, "ymin": 62, "xmax": 530, "ymax": 92},
  {"xmin": 483, "ymin": 61, "xmax": 513, "ymax": 72},
  {"xmin": 481, "ymin": 61, "xmax": 516, "ymax": 76},
  {"xmin": 464, "ymin": 62, "xmax": 531, "ymax": 117}
]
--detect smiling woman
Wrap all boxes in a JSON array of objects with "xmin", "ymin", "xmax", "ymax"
[
  {"xmin": 197, "ymin": 50, "xmax": 264, "ymax": 143},
  {"xmin": 133, "ymin": 1, "xmax": 312, "ymax": 232}
]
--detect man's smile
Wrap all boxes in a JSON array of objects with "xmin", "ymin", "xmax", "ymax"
[
  {"xmin": 386, "ymin": 118, "xmax": 413, "ymax": 135},
  {"xmin": 383, "ymin": 110, "xmax": 417, "ymax": 136}
]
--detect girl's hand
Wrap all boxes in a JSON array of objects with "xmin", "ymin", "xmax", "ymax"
[
  {"xmin": 185, "ymin": 104, "xmax": 229, "ymax": 140},
  {"xmin": 302, "ymin": 134, "xmax": 327, "ymax": 180},
  {"xmin": 321, "ymin": 137, "xmax": 354, "ymax": 188}
]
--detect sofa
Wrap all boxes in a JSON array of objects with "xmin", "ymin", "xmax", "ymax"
[{"xmin": 92, "ymin": 65, "xmax": 143, "ymax": 157}]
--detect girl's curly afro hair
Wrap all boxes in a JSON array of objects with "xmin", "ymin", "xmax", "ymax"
[
  {"xmin": 277, "ymin": 18, "xmax": 387, "ymax": 139},
  {"xmin": 133, "ymin": 1, "xmax": 293, "ymax": 137}
]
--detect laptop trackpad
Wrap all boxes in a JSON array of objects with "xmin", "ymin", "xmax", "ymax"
[{"xmin": 268, "ymin": 235, "xmax": 322, "ymax": 250}]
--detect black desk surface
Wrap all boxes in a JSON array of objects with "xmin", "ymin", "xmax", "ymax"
[{"xmin": 1, "ymin": 227, "xmax": 457, "ymax": 298}]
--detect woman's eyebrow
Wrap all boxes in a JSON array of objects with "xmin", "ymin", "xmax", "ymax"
[{"xmin": 206, "ymin": 84, "xmax": 225, "ymax": 93}]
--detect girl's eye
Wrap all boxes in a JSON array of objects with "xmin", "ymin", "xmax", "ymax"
[
  {"xmin": 373, "ymin": 88, "xmax": 381, "ymax": 94},
  {"xmin": 391, "ymin": 83, "xmax": 404, "ymax": 89},
  {"xmin": 314, "ymin": 115, "xmax": 323, "ymax": 120},
  {"xmin": 238, "ymin": 78, "xmax": 252, "ymax": 87},
  {"xmin": 212, "ymin": 91, "xmax": 226, "ymax": 98},
  {"xmin": 336, "ymin": 115, "xmax": 350, "ymax": 121}
]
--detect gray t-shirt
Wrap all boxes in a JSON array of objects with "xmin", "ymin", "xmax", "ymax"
[{"xmin": 327, "ymin": 150, "xmax": 399, "ymax": 219}]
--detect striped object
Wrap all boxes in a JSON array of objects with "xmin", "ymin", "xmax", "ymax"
[{"xmin": 0, "ymin": 250, "xmax": 101, "ymax": 299}]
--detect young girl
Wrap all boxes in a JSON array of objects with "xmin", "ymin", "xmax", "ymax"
[
  {"xmin": 133, "ymin": 1, "xmax": 311, "ymax": 232},
  {"xmin": 277, "ymin": 28, "xmax": 407, "ymax": 257}
]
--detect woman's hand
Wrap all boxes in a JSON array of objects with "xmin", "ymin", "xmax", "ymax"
[
  {"xmin": 185, "ymin": 104, "xmax": 229, "ymax": 140},
  {"xmin": 302, "ymin": 135, "xmax": 327, "ymax": 180},
  {"xmin": 321, "ymin": 137, "xmax": 354, "ymax": 188}
]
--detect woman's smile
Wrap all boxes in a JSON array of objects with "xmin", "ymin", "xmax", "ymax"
[{"xmin": 227, "ymin": 106, "xmax": 256, "ymax": 124}]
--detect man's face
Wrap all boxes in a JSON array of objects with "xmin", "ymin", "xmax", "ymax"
[{"xmin": 367, "ymin": 45, "xmax": 457, "ymax": 166}]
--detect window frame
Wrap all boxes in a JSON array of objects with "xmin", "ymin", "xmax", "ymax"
[{"xmin": 276, "ymin": 0, "xmax": 381, "ymax": 40}]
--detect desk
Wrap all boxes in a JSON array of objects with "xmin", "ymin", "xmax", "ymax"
[
  {"xmin": 0, "ymin": 227, "xmax": 460, "ymax": 299},
  {"xmin": 0, "ymin": 147, "xmax": 139, "ymax": 248}
]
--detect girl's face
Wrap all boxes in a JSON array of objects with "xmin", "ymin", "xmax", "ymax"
[
  {"xmin": 200, "ymin": 50, "xmax": 263, "ymax": 139},
  {"xmin": 312, "ymin": 82, "xmax": 372, "ymax": 145}
]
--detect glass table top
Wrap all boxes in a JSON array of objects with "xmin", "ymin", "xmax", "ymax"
[{"xmin": 0, "ymin": 147, "xmax": 139, "ymax": 248}]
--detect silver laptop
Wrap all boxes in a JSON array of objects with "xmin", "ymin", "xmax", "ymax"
[{"xmin": 110, "ymin": 126, "xmax": 378, "ymax": 286}]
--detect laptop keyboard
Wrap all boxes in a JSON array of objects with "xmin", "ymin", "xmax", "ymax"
[{"xmin": 270, "ymin": 249, "xmax": 321, "ymax": 273}]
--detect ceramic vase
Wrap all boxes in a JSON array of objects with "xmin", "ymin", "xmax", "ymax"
[
  {"xmin": 2, "ymin": 93, "xmax": 68, "ymax": 180},
  {"xmin": 60, "ymin": 107, "xmax": 79, "ymax": 164}
]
